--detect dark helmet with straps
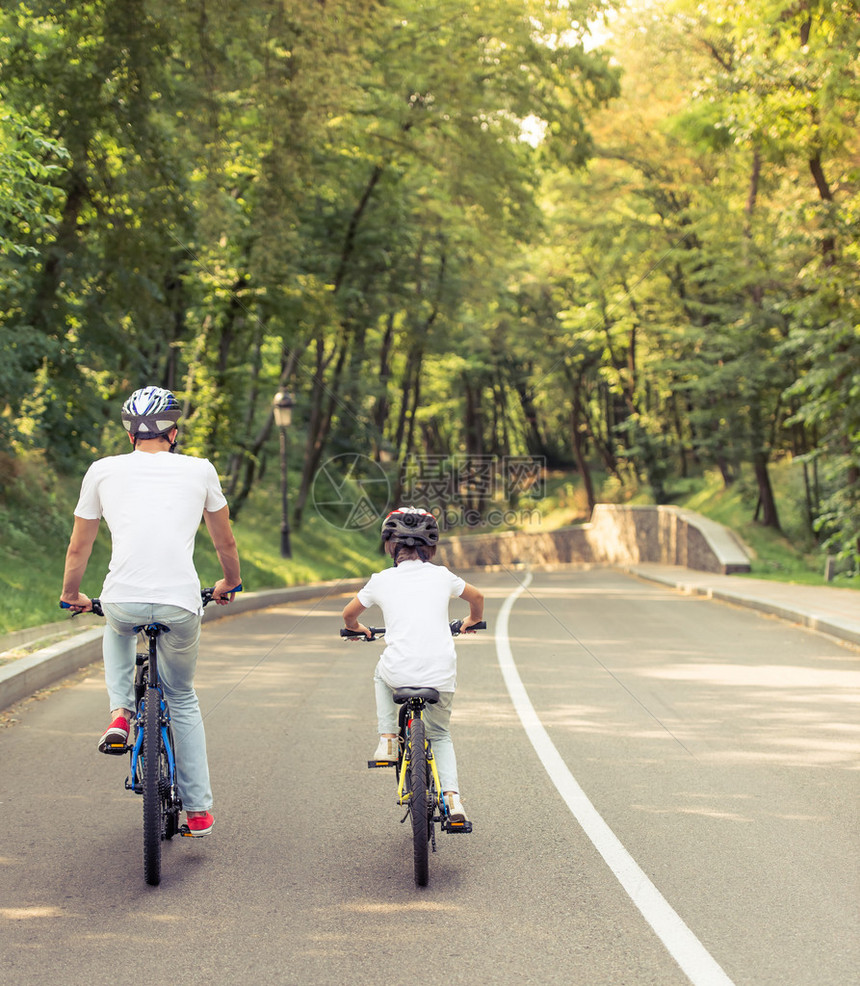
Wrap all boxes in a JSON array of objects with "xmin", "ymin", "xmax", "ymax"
[
  {"xmin": 121, "ymin": 386, "xmax": 181, "ymax": 440},
  {"xmin": 380, "ymin": 506, "xmax": 440, "ymax": 547}
]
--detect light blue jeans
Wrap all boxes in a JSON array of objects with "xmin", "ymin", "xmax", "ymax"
[
  {"xmin": 374, "ymin": 663, "xmax": 460, "ymax": 793},
  {"xmin": 102, "ymin": 602, "xmax": 212, "ymax": 812}
]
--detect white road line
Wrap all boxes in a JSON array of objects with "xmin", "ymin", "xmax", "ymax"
[{"xmin": 495, "ymin": 572, "xmax": 736, "ymax": 986}]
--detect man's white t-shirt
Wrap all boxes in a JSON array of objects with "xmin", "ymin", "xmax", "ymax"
[
  {"xmin": 74, "ymin": 450, "xmax": 228, "ymax": 615},
  {"xmin": 357, "ymin": 559, "xmax": 466, "ymax": 692}
]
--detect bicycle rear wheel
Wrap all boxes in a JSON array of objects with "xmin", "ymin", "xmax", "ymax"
[
  {"xmin": 142, "ymin": 687, "xmax": 163, "ymax": 886},
  {"xmin": 408, "ymin": 716, "xmax": 430, "ymax": 887}
]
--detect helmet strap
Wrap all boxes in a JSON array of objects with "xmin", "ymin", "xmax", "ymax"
[{"xmin": 131, "ymin": 429, "xmax": 177, "ymax": 451}]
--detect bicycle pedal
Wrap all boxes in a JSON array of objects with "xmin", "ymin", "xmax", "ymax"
[
  {"xmin": 444, "ymin": 820, "xmax": 473, "ymax": 834},
  {"xmin": 367, "ymin": 759, "xmax": 397, "ymax": 769},
  {"xmin": 101, "ymin": 743, "xmax": 128, "ymax": 755}
]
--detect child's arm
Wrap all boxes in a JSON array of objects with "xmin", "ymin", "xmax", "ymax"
[
  {"xmin": 459, "ymin": 583, "xmax": 484, "ymax": 631},
  {"xmin": 342, "ymin": 596, "xmax": 372, "ymax": 639}
]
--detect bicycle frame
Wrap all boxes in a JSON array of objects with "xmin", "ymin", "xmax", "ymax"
[
  {"xmin": 395, "ymin": 697, "xmax": 470, "ymax": 835},
  {"xmin": 395, "ymin": 703, "xmax": 443, "ymax": 813},
  {"xmin": 125, "ymin": 629, "xmax": 177, "ymax": 801}
]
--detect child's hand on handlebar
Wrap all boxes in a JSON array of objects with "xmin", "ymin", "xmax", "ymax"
[
  {"xmin": 344, "ymin": 622, "xmax": 373, "ymax": 640},
  {"xmin": 460, "ymin": 618, "xmax": 484, "ymax": 633}
]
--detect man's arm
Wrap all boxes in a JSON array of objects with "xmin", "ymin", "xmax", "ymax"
[
  {"xmin": 203, "ymin": 505, "xmax": 242, "ymax": 604},
  {"xmin": 459, "ymin": 582, "xmax": 484, "ymax": 631},
  {"xmin": 60, "ymin": 517, "xmax": 101, "ymax": 611}
]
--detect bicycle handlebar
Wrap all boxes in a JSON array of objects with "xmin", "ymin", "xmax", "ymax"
[
  {"xmin": 59, "ymin": 598, "xmax": 105, "ymax": 617},
  {"xmin": 200, "ymin": 584, "xmax": 243, "ymax": 607},
  {"xmin": 60, "ymin": 584, "xmax": 243, "ymax": 618},
  {"xmin": 341, "ymin": 619, "xmax": 486, "ymax": 641}
]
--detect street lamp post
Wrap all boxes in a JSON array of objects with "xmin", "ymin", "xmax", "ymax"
[{"xmin": 273, "ymin": 390, "xmax": 295, "ymax": 559}]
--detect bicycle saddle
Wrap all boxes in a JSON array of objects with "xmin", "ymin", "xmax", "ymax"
[
  {"xmin": 393, "ymin": 687, "xmax": 440, "ymax": 705},
  {"xmin": 133, "ymin": 622, "xmax": 172, "ymax": 635}
]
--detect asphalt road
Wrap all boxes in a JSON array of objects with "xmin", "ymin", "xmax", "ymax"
[{"xmin": 1, "ymin": 569, "xmax": 857, "ymax": 986}]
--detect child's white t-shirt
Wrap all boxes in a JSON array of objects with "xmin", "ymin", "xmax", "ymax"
[
  {"xmin": 74, "ymin": 449, "xmax": 228, "ymax": 615},
  {"xmin": 357, "ymin": 559, "xmax": 466, "ymax": 692}
]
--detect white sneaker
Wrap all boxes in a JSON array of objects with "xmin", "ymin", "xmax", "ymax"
[
  {"xmin": 372, "ymin": 736, "xmax": 398, "ymax": 761},
  {"xmin": 446, "ymin": 793, "xmax": 469, "ymax": 823}
]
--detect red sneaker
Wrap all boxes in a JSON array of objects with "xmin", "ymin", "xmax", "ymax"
[
  {"xmin": 98, "ymin": 716, "xmax": 130, "ymax": 754},
  {"xmin": 186, "ymin": 812, "xmax": 214, "ymax": 837}
]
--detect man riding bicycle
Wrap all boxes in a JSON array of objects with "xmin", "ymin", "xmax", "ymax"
[{"xmin": 60, "ymin": 386, "xmax": 242, "ymax": 837}]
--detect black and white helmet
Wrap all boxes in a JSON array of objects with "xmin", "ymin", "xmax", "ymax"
[
  {"xmin": 380, "ymin": 506, "xmax": 440, "ymax": 547},
  {"xmin": 121, "ymin": 386, "xmax": 181, "ymax": 439}
]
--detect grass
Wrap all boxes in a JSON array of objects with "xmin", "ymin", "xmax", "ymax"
[
  {"xmin": 1, "ymin": 451, "xmax": 855, "ymax": 638},
  {"xmin": 668, "ymin": 461, "xmax": 859, "ymax": 589},
  {"xmin": 0, "ymin": 452, "xmax": 382, "ymax": 636}
]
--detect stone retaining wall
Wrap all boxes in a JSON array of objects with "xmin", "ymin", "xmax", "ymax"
[{"xmin": 437, "ymin": 504, "xmax": 751, "ymax": 575}]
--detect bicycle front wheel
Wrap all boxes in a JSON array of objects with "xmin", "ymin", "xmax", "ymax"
[
  {"xmin": 142, "ymin": 688, "xmax": 163, "ymax": 886},
  {"xmin": 408, "ymin": 717, "xmax": 430, "ymax": 887}
]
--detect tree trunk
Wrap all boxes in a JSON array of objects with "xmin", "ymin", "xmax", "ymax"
[
  {"xmin": 292, "ymin": 332, "xmax": 348, "ymax": 529},
  {"xmin": 371, "ymin": 312, "xmax": 396, "ymax": 441},
  {"xmin": 570, "ymin": 397, "xmax": 596, "ymax": 514},
  {"xmin": 228, "ymin": 348, "xmax": 297, "ymax": 519},
  {"xmin": 752, "ymin": 451, "xmax": 781, "ymax": 530},
  {"xmin": 808, "ymin": 152, "xmax": 836, "ymax": 265},
  {"xmin": 513, "ymin": 377, "xmax": 546, "ymax": 458},
  {"xmin": 394, "ymin": 342, "xmax": 423, "ymax": 457}
]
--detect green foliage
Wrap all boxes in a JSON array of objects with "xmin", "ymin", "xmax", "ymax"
[
  {"xmin": 0, "ymin": 113, "xmax": 69, "ymax": 257},
  {"xmin": 0, "ymin": 451, "xmax": 112, "ymax": 632},
  {"xmin": 1, "ymin": 0, "xmax": 857, "ymax": 584}
]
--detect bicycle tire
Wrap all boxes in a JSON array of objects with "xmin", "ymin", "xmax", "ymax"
[
  {"xmin": 408, "ymin": 716, "xmax": 430, "ymax": 887},
  {"xmin": 142, "ymin": 687, "xmax": 163, "ymax": 886}
]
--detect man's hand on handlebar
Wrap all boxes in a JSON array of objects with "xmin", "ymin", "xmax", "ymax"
[
  {"xmin": 59, "ymin": 593, "xmax": 93, "ymax": 614},
  {"xmin": 211, "ymin": 578, "xmax": 242, "ymax": 605}
]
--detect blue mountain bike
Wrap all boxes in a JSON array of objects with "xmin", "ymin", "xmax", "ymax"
[{"xmin": 63, "ymin": 586, "xmax": 240, "ymax": 885}]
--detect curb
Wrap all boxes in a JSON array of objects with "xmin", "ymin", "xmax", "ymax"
[
  {"xmin": 0, "ymin": 579, "xmax": 365, "ymax": 713},
  {"xmin": 624, "ymin": 566, "xmax": 860, "ymax": 648},
  {"xmin": 3, "ymin": 568, "xmax": 856, "ymax": 713}
]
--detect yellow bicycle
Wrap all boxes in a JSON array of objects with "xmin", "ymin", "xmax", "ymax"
[{"xmin": 342, "ymin": 619, "xmax": 485, "ymax": 886}]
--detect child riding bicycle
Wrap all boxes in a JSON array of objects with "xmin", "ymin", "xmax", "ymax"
[{"xmin": 342, "ymin": 506, "xmax": 484, "ymax": 823}]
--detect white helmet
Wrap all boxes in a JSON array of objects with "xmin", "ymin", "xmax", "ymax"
[{"xmin": 121, "ymin": 386, "xmax": 181, "ymax": 439}]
